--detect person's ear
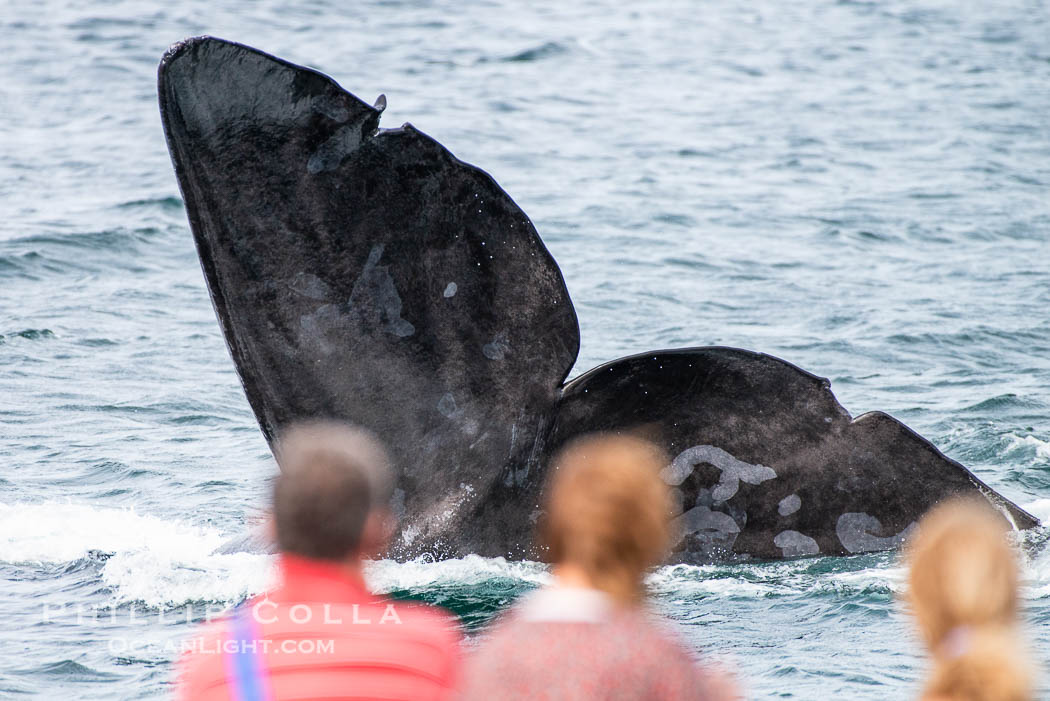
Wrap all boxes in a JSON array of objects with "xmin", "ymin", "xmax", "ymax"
[
  {"xmin": 262, "ymin": 512, "xmax": 277, "ymax": 545},
  {"xmin": 359, "ymin": 508, "xmax": 395, "ymax": 558}
]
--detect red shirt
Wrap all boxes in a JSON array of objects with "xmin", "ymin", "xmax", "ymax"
[{"xmin": 176, "ymin": 554, "xmax": 461, "ymax": 701}]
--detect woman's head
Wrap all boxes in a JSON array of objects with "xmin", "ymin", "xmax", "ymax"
[
  {"xmin": 906, "ymin": 497, "xmax": 1031, "ymax": 701},
  {"xmin": 539, "ymin": 433, "xmax": 675, "ymax": 605},
  {"xmin": 907, "ymin": 498, "xmax": 1017, "ymax": 648}
]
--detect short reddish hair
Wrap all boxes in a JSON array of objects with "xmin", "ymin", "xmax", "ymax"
[{"xmin": 540, "ymin": 434, "xmax": 673, "ymax": 605}]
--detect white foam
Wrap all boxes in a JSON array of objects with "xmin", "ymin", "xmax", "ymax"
[
  {"xmin": 365, "ymin": 554, "xmax": 549, "ymax": 593},
  {"xmin": 1022, "ymin": 499, "xmax": 1050, "ymax": 524},
  {"xmin": 826, "ymin": 565, "xmax": 906, "ymax": 595},
  {"xmin": 0, "ymin": 501, "xmax": 276, "ymax": 608},
  {"xmin": 1019, "ymin": 500, "xmax": 1050, "ymax": 599},
  {"xmin": 0, "ymin": 501, "xmax": 224, "ymax": 564},
  {"xmin": 647, "ymin": 563, "xmax": 770, "ymax": 598},
  {"xmin": 1004, "ymin": 433, "xmax": 1050, "ymax": 462},
  {"xmin": 101, "ymin": 549, "xmax": 275, "ymax": 609},
  {"xmin": 1023, "ymin": 548, "xmax": 1050, "ymax": 600},
  {"xmin": 4, "ymin": 500, "xmax": 1046, "ymax": 609},
  {"xmin": 648, "ymin": 560, "xmax": 903, "ymax": 599}
]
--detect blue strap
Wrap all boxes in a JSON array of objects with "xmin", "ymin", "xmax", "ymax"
[{"xmin": 224, "ymin": 602, "xmax": 273, "ymax": 701}]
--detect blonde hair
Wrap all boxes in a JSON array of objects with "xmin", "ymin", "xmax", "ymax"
[
  {"xmin": 906, "ymin": 497, "xmax": 1032, "ymax": 701},
  {"xmin": 539, "ymin": 433, "xmax": 674, "ymax": 606}
]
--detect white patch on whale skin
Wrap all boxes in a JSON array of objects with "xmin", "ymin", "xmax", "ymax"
[
  {"xmin": 512, "ymin": 457, "xmax": 531, "ymax": 488},
  {"xmin": 307, "ymin": 124, "xmax": 364, "ymax": 174},
  {"xmin": 774, "ymin": 530, "xmax": 820, "ymax": 557},
  {"xmin": 778, "ymin": 493, "xmax": 802, "ymax": 516},
  {"xmin": 298, "ymin": 303, "xmax": 341, "ymax": 354},
  {"xmin": 436, "ymin": 392, "xmax": 480, "ymax": 438},
  {"xmin": 289, "ymin": 272, "xmax": 332, "ymax": 300},
  {"xmin": 669, "ymin": 487, "xmax": 685, "ymax": 516},
  {"xmin": 661, "ymin": 445, "xmax": 777, "ymax": 502},
  {"xmin": 311, "ymin": 94, "xmax": 350, "ymax": 123},
  {"xmin": 443, "ymin": 282, "xmax": 458, "ymax": 298},
  {"xmin": 390, "ymin": 488, "xmax": 406, "ymax": 522},
  {"xmin": 397, "ymin": 483, "xmax": 482, "ymax": 550},
  {"xmin": 482, "ymin": 331, "xmax": 510, "ymax": 360},
  {"xmin": 673, "ymin": 505, "xmax": 740, "ymax": 551},
  {"xmin": 348, "ymin": 244, "xmax": 415, "ymax": 338},
  {"xmin": 400, "ymin": 525, "xmax": 420, "ymax": 546},
  {"xmin": 672, "ymin": 505, "xmax": 739, "ymax": 554},
  {"xmin": 437, "ymin": 393, "xmax": 459, "ymax": 418},
  {"xmin": 836, "ymin": 512, "xmax": 917, "ymax": 554}
]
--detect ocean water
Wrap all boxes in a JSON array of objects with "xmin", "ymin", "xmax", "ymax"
[{"xmin": 1, "ymin": 0, "xmax": 1049, "ymax": 697}]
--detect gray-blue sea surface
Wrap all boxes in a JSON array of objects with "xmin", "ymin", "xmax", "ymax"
[{"xmin": 1, "ymin": 0, "xmax": 1049, "ymax": 698}]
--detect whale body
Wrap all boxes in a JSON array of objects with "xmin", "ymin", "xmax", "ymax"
[{"xmin": 158, "ymin": 37, "xmax": 1038, "ymax": 563}]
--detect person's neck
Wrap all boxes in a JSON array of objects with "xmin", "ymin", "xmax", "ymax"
[
  {"xmin": 280, "ymin": 551, "xmax": 367, "ymax": 584},
  {"xmin": 338, "ymin": 556, "xmax": 365, "ymax": 579},
  {"xmin": 552, "ymin": 562, "xmax": 597, "ymax": 590}
]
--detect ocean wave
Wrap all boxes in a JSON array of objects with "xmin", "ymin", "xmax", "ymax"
[
  {"xmin": 6, "ymin": 227, "xmax": 163, "ymax": 252},
  {"xmin": 11, "ymin": 659, "xmax": 120, "ymax": 681},
  {"xmin": 1006, "ymin": 434, "xmax": 1050, "ymax": 463},
  {"xmin": 498, "ymin": 41, "xmax": 568, "ymax": 63},
  {"xmin": 1021, "ymin": 503, "xmax": 1050, "ymax": 599},
  {"xmin": 649, "ymin": 557, "xmax": 904, "ymax": 600},
  {"xmin": 960, "ymin": 394, "xmax": 1047, "ymax": 414},
  {"xmin": 0, "ymin": 328, "xmax": 55, "ymax": 342},
  {"xmin": 0, "ymin": 501, "xmax": 274, "ymax": 608},
  {"xmin": 366, "ymin": 554, "xmax": 549, "ymax": 593},
  {"xmin": 0, "ymin": 501, "xmax": 213, "ymax": 564},
  {"xmin": 1023, "ymin": 499, "xmax": 1050, "ymax": 524},
  {"xmin": 113, "ymin": 196, "xmax": 183, "ymax": 210},
  {"xmin": 102, "ymin": 549, "xmax": 274, "ymax": 609},
  {"xmin": 2, "ymin": 498, "xmax": 1046, "ymax": 613},
  {"xmin": 0, "ymin": 226, "xmax": 184, "ymax": 280}
]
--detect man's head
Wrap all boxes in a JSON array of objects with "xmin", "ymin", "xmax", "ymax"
[{"xmin": 272, "ymin": 421, "xmax": 395, "ymax": 561}]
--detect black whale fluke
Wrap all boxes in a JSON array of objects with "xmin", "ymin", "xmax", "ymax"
[{"xmin": 158, "ymin": 37, "xmax": 1038, "ymax": 562}]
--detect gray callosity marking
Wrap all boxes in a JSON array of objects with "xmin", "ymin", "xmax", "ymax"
[
  {"xmin": 676, "ymin": 505, "xmax": 741, "ymax": 551},
  {"xmin": 443, "ymin": 282, "xmax": 457, "ymax": 298},
  {"xmin": 437, "ymin": 393, "xmax": 459, "ymax": 419},
  {"xmin": 774, "ymin": 530, "xmax": 820, "ymax": 557},
  {"xmin": 289, "ymin": 272, "xmax": 332, "ymax": 300},
  {"xmin": 663, "ymin": 445, "xmax": 777, "ymax": 502},
  {"xmin": 836, "ymin": 512, "xmax": 917, "ymax": 554},
  {"xmin": 778, "ymin": 493, "xmax": 802, "ymax": 516},
  {"xmin": 348, "ymin": 244, "xmax": 415, "ymax": 338},
  {"xmin": 482, "ymin": 331, "xmax": 510, "ymax": 360},
  {"xmin": 307, "ymin": 124, "xmax": 364, "ymax": 174},
  {"xmin": 312, "ymin": 93, "xmax": 350, "ymax": 123},
  {"xmin": 298, "ymin": 304, "xmax": 341, "ymax": 355},
  {"xmin": 390, "ymin": 488, "xmax": 406, "ymax": 522}
]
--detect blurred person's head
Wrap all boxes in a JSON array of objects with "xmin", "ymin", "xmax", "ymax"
[
  {"xmin": 539, "ymin": 433, "xmax": 675, "ymax": 606},
  {"xmin": 906, "ymin": 497, "xmax": 1032, "ymax": 701},
  {"xmin": 272, "ymin": 421, "xmax": 395, "ymax": 563}
]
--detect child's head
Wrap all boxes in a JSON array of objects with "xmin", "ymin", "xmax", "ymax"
[
  {"xmin": 540, "ymin": 433, "xmax": 673, "ymax": 605},
  {"xmin": 906, "ymin": 497, "xmax": 1032, "ymax": 701}
]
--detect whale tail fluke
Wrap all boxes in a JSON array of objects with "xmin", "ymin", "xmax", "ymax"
[{"xmin": 159, "ymin": 37, "xmax": 1037, "ymax": 562}]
